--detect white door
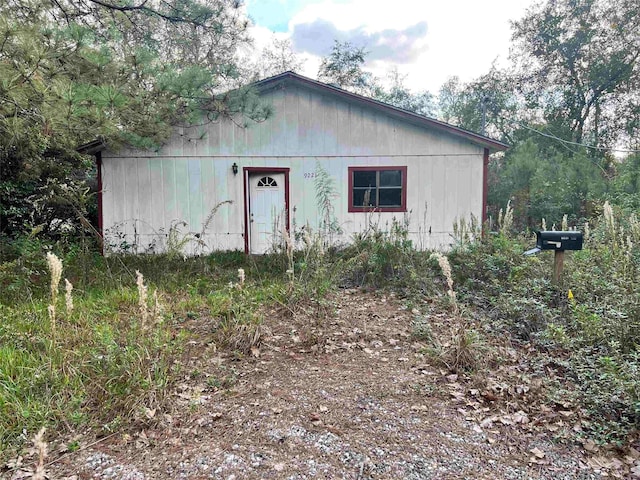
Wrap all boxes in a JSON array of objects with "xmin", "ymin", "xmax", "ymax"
[{"xmin": 249, "ymin": 173, "xmax": 285, "ymax": 254}]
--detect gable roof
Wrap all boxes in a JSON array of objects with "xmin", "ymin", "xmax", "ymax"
[{"xmin": 254, "ymin": 71, "xmax": 509, "ymax": 152}]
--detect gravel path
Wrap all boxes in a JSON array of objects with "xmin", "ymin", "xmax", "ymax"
[{"xmin": 46, "ymin": 290, "xmax": 609, "ymax": 480}]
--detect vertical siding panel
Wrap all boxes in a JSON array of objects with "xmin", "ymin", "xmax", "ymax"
[
  {"xmin": 220, "ymin": 119, "xmax": 234, "ymax": 155},
  {"xmin": 309, "ymin": 92, "xmax": 323, "ymax": 155},
  {"xmin": 136, "ymin": 158, "xmax": 153, "ymax": 248},
  {"xmin": 245, "ymin": 118, "xmax": 261, "ymax": 156},
  {"xmin": 149, "ymin": 158, "xmax": 165, "ymax": 249},
  {"xmin": 389, "ymin": 118, "xmax": 400, "ymax": 155},
  {"xmin": 271, "ymin": 89, "xmax": 286, "ymax": 155},
  {"xmin": 173, "ymin": 159, "xmax": 189, "ymax": 225},
  {"xmin": 349, "ymin": 105, "xmax": 365, "ymax": 156},
  {"xmin": 298, "ymin": 88, "xmax": 313, "ymax": 153},
  {"xmin": 376, "ymin": 113, "xmax": 392, "ymax": 156},
  {"xmin": 124, "ymin": 159, "xmax": 139, "ymax": 246},
  {"xmin": 228, "ymin": 163, "xmax": 243, "ymax": 249},
  {"xmin": 259, "ymin": 106, "xmax": 273, "ymax": 156},
  {"xmin": 361, "ymin": 109, "xmax": 376, "ymax": 155},
  {"xmin": 102, "ymin": 159, "xmax": 119, "ymax": 246},
  {"xmin": 207, "ymin": 119, "xmax": 221, "ymax": 156},
  {"xmin": 323, "ymin": 96, "xmax": 338, "ymax": 155},
  {"xmin": 284, "ymin": 86, "xmax": 299, "ymax": 155},
  {"xmin": 430, "ymin": 156, "xmax": 445, "ymax": 243},
  {"xmin": 236, "ymin": 122, "xmax": 248, "ymax": 155},
  {"xmin": 336, "ymin": 102, "xmax": 350, "ymax": 155},
  {"xmin": 188, "ymin": 158, "xmax": 202, "ymax": 234},
  {"xmin": 444, "ymin": 158, "xmax": 457, "ymax": 246},
  {"xmin": 161, "ymin": 158, "xmax": 177, "ymax": 234}
]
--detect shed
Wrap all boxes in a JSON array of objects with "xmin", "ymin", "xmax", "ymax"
[{"xmin": 96, "ymin": 72, "xmax": 508, "ymax": 254}]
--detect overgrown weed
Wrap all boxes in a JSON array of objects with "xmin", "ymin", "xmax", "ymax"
[{"xmin": 449, "ymin": 201, "xmax": 640, "ymax": 443}]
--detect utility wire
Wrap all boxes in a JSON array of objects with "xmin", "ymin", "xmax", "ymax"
[{"xmin": 503, "ymin": 118, "xmax": 640, "ymax": 154}]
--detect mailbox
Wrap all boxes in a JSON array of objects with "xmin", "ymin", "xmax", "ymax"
[{"xmin": 536, "ymin": 231, "xmax": 583, "ymax": 251}]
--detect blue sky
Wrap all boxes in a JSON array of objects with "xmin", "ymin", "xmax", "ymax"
[
  {"xmin": 245, "ymin": 0, "xmax": 304, "ymax": 32},
  {"xmin": 245, "ymin": 0, "xmax": 534, "ymax": 92}
]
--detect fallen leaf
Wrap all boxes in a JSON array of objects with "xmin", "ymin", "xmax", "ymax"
[{"xmin": 530, "ymin": 447, "xmax": 545, "ymax": 459}]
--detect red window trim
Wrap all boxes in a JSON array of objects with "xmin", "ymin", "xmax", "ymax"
[{"xmin": 348, "ymin": 166, "xmax": 407, "ymax": 213}]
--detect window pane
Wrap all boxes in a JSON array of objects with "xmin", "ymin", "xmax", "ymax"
[
  {"xmin": 353, "ymin": 171, "xmax": 377, "ymax": 188},
  {"xmin": 379, "ymin": 188, "xmax": 402, "ymax": 207},
  {"xmin": 379, "ymin": 170, "xmax": 402, "ymax": 187},
  {"xmin": 353, "ymin": 188, "xmax": 377, "ymax": 207}
]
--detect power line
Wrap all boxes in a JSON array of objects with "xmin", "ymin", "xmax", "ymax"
[{"xmin": 505, "ymin": 119, "xmax": 640, "ymax": 154}]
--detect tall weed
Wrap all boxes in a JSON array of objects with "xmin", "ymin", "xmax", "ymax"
[{"xmin": 449, "ymin": 202, "xmax": 640, "ymax": 442}]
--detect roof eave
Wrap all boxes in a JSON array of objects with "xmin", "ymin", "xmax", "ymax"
[{"xmin": 77, "ymin": 139, "xmax": 107, "ymax": 155}]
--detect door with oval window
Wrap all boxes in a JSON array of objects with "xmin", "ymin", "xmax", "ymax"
[{"xmin": 248, "ymin": 173, "xmax": 285, "ymax": 254}]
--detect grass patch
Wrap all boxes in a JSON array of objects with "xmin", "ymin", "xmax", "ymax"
[{"xmin": 0, "ymin": 249, "xmax": 289, "ymax": 460}]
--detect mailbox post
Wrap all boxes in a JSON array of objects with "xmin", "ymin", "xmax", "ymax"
[{"xmin": 524, "ymin": 231, "xmax": 583, "ymax": 284}]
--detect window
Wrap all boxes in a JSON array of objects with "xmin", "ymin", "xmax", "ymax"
[
  {"xmin": 348, "ymin": 166, "xmax": 407, "ymax": 212},
  {"xmin": 257, "ymin": 176, "xmax": 278, "ymax": 187}
]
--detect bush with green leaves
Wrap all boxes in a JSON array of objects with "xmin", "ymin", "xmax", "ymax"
[{"xmin": 449, "ymin": 203, "xmax": 640, "ymax": 443}]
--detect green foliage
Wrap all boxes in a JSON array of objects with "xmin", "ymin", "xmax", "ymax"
[
  {"xmin": 375, "ymin": 68, "xmax": 434, "ymax": 116},
  {"xmin": 317, "ymin": 40, "xmax": 377, "ymax": 96},
  {"xmin": 317, "ymin": 40, "xmax": 434, "ymax": 116},
  {"xmin": 0, "ymin": 246, "xmax": 293, "ymax": 458},
  {"xmin": 0, "ymin": 0, "xmax": 270, "ymax": 240},
  {"xmin": 342, "ymin": 217, "xmax": 439, "ymax": 298},
  {"xmin": 314, "ymin": 162, "xmax": 342, "ymax": 242},
  {"xmin": 449, "ymin": 206, "xmax": 640, "ymax": 442},
  {"xmin": 0, "ymin": 278, "xmax": 178, "ymax": 455},
  {"xmin": 437, "ymin": 67, "xmax": 519, "ymax": 141},
  {"xmin": 489, "ymin": 137, "xmax": 607, "ymax": 229},
  {"xmin": 511, "ymin": 0, "xmax": 640, "ymax": 147}
]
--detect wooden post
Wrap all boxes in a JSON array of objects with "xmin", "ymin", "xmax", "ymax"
[{"xmin": 553, "ymin": 250, "xmax": 565, "ymax": 285}]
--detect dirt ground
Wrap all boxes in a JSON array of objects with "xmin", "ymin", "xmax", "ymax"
[{"xmin": 39, "ymin": 290, "xmax": 635, "ymax": 479}]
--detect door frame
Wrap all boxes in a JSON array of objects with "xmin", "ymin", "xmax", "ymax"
[{"xmin": 243, "ymin": 167, "xmax": 290, "ymax": 254}]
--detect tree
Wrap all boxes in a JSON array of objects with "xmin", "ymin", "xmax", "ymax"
[
  {"xmin": 488, "ymin": 135, "xmax": 607, "ymax": 228},
  {"xmin": 0, "ymin": 0, "xmax": 272, "ymax": 242},
  {"xmin": 317, "ymin": 41, "xmax": 436, "ymax": 116},
  {"xmin": 511, "ymin": 0, "xmax": 640, "ymax": 149},
  {"xmin": 251, "ymin": 38, "xmax": 305, "ymax": 80},
  {"xmin": 317, "ymin": 40, "xmax": 377, "ymax": 97},
  {"xmin": 376, "ymin": 68, "xmax": 434, "ymax": 117},
  {"xmin": 437, "ymin": 67, "xmax": 522, "ymax": 143}
]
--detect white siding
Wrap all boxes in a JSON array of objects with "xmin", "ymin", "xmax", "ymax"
[{"xmin": 102, "ymin": 83, "xmax": 485, "ymax": 254}]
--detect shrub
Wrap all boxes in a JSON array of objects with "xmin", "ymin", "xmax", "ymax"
[{"xmin": 449, "ymin": 203, "xmax": 640, "ymax": 442}]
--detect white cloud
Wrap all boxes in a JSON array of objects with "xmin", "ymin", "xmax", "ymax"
[{"xmin": 247, "ymin": 0, "xmax": 534, "ymax": 93}]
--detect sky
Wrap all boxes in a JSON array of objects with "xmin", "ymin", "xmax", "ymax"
[{"xmin": 244, "ymin": 0, "xmax": 535, "ymax": 93}]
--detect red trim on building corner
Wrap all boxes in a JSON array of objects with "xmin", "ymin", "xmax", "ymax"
[
  {"xmin": 482, "ymin": 148, "xmax": 489, "ymax": 234},
  {"xmin": 347, "ymin": 166, "xmax": 408, "ymax": 213},
  {"xmin": 243, "ymin": 168, "xmax": 250, "ymax": 254},
  {"xmin": 96, "ymin": 151, "xmax": 104, "ymax": 254},
  {"xmin": 243, "ymin": 167, "xmax": 291, "ymax": 254}
]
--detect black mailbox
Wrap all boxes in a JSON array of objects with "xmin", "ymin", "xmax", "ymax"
[{"xmin": 536, "ymin": 231, "xmax": 583, "ymax": 251}]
